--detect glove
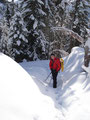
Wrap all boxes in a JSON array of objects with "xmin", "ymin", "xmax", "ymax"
[
  {"xmin": 51, "ymin": 69, "xmax": 57, "ymax": 73},
  {"xmin": 51, "ymin": 68, "xmax": 53, "ymax": 73},
  {"xmin": 54, "ymin": 69, "xmax": 57, "ymax": 73}
]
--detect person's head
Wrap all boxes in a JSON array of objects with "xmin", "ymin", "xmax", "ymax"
[{"xmin": 50, "ymin": 53, "xmax": 55, "ymax": 60}]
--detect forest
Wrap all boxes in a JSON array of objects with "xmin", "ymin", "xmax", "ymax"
[{"xmin": 0, "ymin": 0, "xmax": 90, "ymax": 62}]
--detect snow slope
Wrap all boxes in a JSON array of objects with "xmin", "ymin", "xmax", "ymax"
[
  {"xmin": 21, "ymin": 47, "xmax": 90, "ymax": 120},
  {"xmin": 0, "ymin": 53, "xmax": 64, "ymax": 120}
]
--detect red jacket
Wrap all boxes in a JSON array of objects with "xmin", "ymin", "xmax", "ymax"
[{"xmin": 49, "ymin": 58, "xmax": 61, "ymax": 72}]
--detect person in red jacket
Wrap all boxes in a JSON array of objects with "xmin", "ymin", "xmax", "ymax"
[{"xmin": 49, "ymin": 53, "xmax": 61, "ymax": 88}]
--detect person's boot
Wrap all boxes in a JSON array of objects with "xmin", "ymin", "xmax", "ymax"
[{"xmin": 53, "ymin": 84, "xmax": 57, "ymax": 88}]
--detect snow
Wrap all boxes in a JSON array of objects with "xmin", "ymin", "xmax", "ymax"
[
  {"xmin": 20, "ymin": 47, "xmax": 90, "ymax": 120},
  {"xmin": 45, "ymin": 0, "xmax": 48, "ymax": 8},
  {"xmin": 51, "ymin": 27, "xmax": 84, "ymax": 43},
  {"xmin": 19, "ymin": 34, "xmax": 28, "ymax": 43},
  {"xmin": 29, "ymin": 14, "xmax": 35, "ymax": 20},
  {"xmin": 14, "ymin": 34, "xmax": 18, "ymax": 39},
  {"xmin": 82, "ymin": 65, "xmax": 90, "ymax": 74},
  {"xmin": 85, "ymin": 38, "xmax": 90, "ymax": 48},
  {"xmin": 8, "ymin": 0, "xmax": 18, "ymax": 2},
  {"xmin": 40, "ymin": 21, "xmax": 46, "ymax": 27},
  {"xmin": 17, "ymin": 40, "xmax": 21, "ymax": 46},
  {"xmin": 1, "ymin": 47, "xmax": 90, "ymax": 120},
  {"xmin": 37, "ymin": 0, "xmax": 44, "ymax": 5},
  {"xmin": 0, "ymin": 2, "xmax": 4, "ymax": 9},
  {"xmin": 0, "ymin": 53, "xmax": 64, "ymax": 120},
  {"xmin": 0, "ymin": 2, "xmax": 5, "ymax": 19},
  {"xmin": 50, "ymin": 49, "xmax": 69, "ymax": 57},
  {"xmin": 33, "ymin": 20, "xmax": 38, "ymax": 29},
  {"xmin": 38, "ymin": 9, "xmax": 46, "ymax": 16}
]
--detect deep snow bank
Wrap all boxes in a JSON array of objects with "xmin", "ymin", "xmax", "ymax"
[
  {"xmin": 0, "ymin": 53, "xmax": 64, "ymax": 120},
  {"xmin": 61, "ymin": 47, "xmax": 85, "ymax": 82},
  {"xmin": 58, "ymin": 47, "xmax": 90, "ymax": 120}
]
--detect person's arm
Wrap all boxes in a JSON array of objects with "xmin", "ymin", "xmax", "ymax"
[
  {"xmin": 57, "ymin": 59, "xmax": 61, "ymax": 72},
  {"xmin": 49, "ymin": 60, "xmax": 52, "ymax": 70}
]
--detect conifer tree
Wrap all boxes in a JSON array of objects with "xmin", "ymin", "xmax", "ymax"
[
  {"xmin": 0, "ymin": 17, "xmax": 9, "ymax": 55},
  {"xmin": 71, "ymin": 0, "xmax": 90, "ymax": 41},
  {"xmin": 19, "ymin": 0, "xmax": 47, "ymax": 60},
  {"xmin": 9, "ymin": 5, "xmax": 29, "ymax": 62}
]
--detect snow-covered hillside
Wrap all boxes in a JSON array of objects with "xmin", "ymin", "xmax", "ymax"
[
  {"xmin": 0, "ymin": 47, "xmax": 90, "ymax": 120},
  {"xmin": 0, "ymin": 53, "xmax": 64, "ymax": 120}
]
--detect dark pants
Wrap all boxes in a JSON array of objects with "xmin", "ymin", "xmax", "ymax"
[{"xmin": 51, "ymin": 69, "xmax": 58, "ymax": 88}]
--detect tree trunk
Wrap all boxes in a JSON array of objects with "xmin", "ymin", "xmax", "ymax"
[{"xmin": 84, "ymin": 46, "xmax": 90, "ymax": 67}]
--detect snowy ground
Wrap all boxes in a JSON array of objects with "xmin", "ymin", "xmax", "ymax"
[
  {"xmin": 20, "ymin": 47, "xmax": 90, "ymax": 120},
  {"xmin": 0, "ymin": 53, "xmax": 64, "ymax": 120},
  {"xmin": 0, "ymin": 47, "xmax": 90, "ymax": 120}
]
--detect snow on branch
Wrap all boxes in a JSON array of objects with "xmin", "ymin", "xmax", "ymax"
[
  {"xmin": 50, "ymin": 41, "xmax": 61, "ymax": 46},
  {"xmin": 51, "ymin": 27, "xmax": 84, "ymax": 43},
  {"xmin": 38, "ymin": 30, "xmax": 49, "ymax": 44},
  {"xmin": 50, "ymin": 49, "xmax": 69, "ymax": 56},
  {"xmin": 82, "ymin": 65, "xmax": 90, "ymax": 74}
]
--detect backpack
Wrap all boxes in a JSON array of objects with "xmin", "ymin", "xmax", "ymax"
[{"xmin": 60, "ymin": 58, "xmax": 64, "ymax": 72}]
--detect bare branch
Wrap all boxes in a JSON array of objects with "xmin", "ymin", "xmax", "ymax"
[
  {"xmin": 84, "ymin": 46, "xmax": 90, "ymax": 67},
  {"xmin": 49, "ymin": 49, "xmax": 69, "ymax": 56},
  {"xmin": 51, "ymin": 27, "xmax": 84, "ymax": 43}
]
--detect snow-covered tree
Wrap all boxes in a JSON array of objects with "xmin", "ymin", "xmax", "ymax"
[
  {"xmin": 0, "ymin": 0, "xmax": 89, "ymax": 61},
  {"xmin": 0, "ymin": 17, "xmax": 9, "ymax": 55},
  {"xmin": 43, "ymin": 0, "xmax": 77, "ymax": 56},
  {"xmin": 48, "ymin": 0, "xmax": 90, "ymax": 55},
  {"xmin": 18, "ymin": 0, "xmax": 47, "ymax": 60},
  {"xmin": 9, "ymin": 6, "xmax": 29, "ymax": 62},
  {"xmin": 4, "ymin": 2, "xmax": 13, "ymax": 27},
  {"xmin": 41, "ymin": 0, "xmax": 58, "ymax": 58},
  {"xmin": 20, "ymin": 0, "xmax": 46, "ymax": 30},
  {"xmin": 0, "ymin": 1, "xmax": 5, "ymax": 19},
  {"xmin": 71, "ymin": 0, "xmax": 90, "ymax": 41}
]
